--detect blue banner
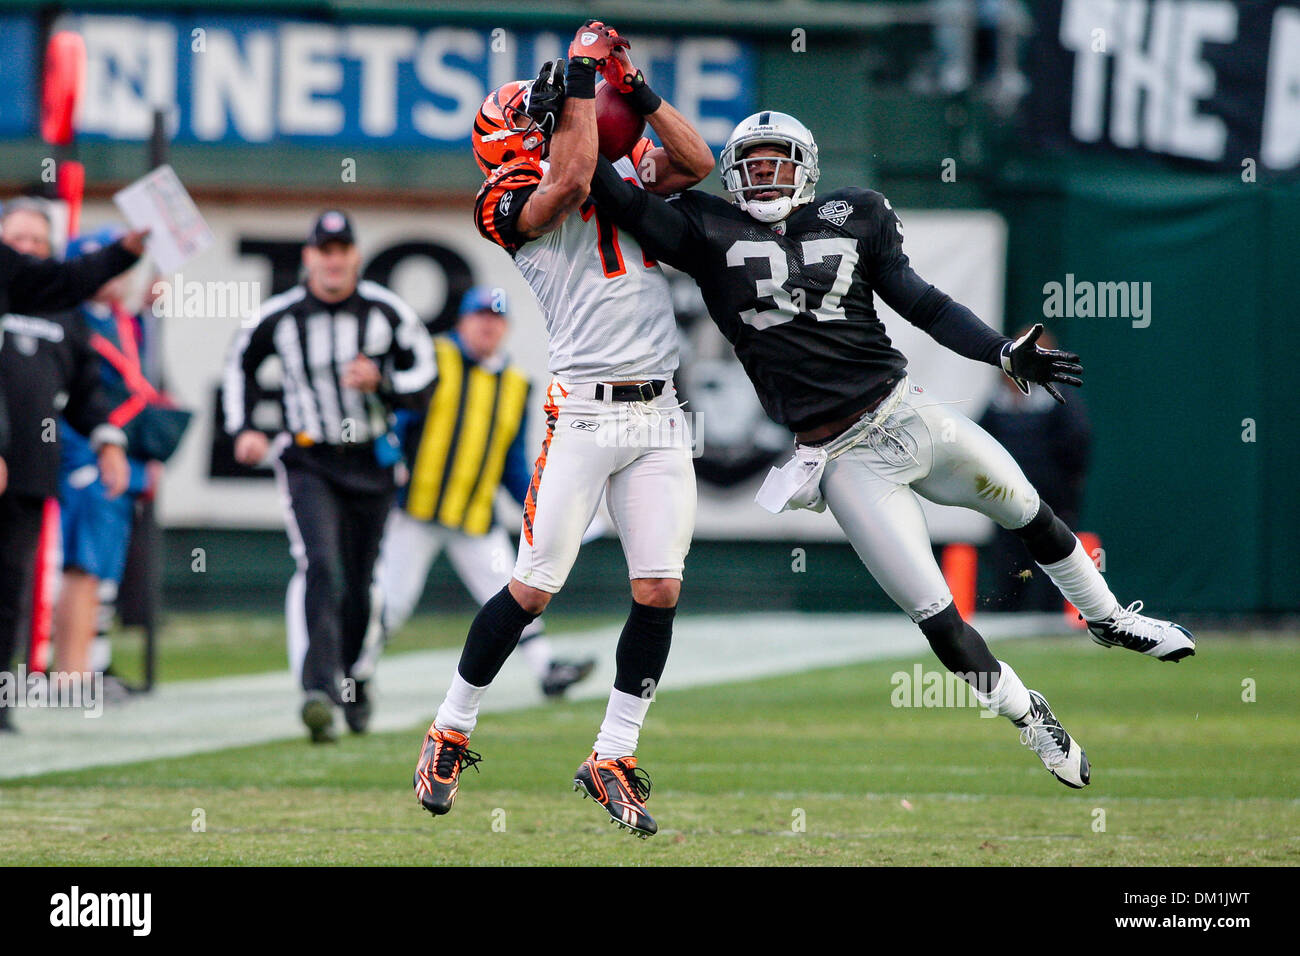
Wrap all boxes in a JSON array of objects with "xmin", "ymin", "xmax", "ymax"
[
  {"xmin": 0, "ymin": 16, "xmax": 37, "ymax": 137},
  {"xmin": 17, "ymin": 13, "xmax": 754, "ymax": 150}
]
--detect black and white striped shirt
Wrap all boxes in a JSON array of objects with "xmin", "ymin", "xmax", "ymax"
[{"xmin": 224, "ymin": 280, "xmax": 436, "ymax": 446}]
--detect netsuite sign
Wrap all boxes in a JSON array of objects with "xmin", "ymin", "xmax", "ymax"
[{"xmin": 45, "ymin": 14, "xmax": 756, "ymax": 149}]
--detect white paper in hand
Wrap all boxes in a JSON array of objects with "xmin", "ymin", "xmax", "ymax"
[{"xmin": 112, "ymin": 165, "xmax": 214, "ymax": 273}]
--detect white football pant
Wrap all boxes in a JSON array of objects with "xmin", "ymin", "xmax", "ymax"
[{"xmin": 820, "ymin": 380, "xmax": 1041, "ymax": 623}]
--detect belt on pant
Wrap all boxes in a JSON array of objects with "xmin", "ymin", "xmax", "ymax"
[
  {"xmin": 564, "ymin": 380, "xmax": 666, "ymax": 403},
  {"xmin": 796, "ymin": 377, "xmax": 903, "ymax": 446}
]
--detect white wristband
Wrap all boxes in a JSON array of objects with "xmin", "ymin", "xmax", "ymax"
[{"xmin": 90, "ymin": 424, "xmax": 128, "ymax": 451}]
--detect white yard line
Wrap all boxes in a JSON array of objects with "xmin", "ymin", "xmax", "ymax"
[{"xmin": 0, "ymin": 613, "xmax": 1066, "ymax": 780}]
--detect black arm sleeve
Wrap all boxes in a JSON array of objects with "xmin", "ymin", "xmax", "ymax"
[
  {"xmin": 868, "ymin": 198, "xmax": 1010, "ymax": 366},
  {"xmin": 904, "ymin": 286, "xmax": 1011, "ymax": 367},
  {"xmin": 1, "ymin": 241, "xmax": 139, "ymax": 315},
  {"xmin": 588, "ymin": 157, "xmax": 701, "ymax": 271}
]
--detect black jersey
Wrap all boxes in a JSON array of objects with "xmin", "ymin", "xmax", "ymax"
[
  {"xmin": 662, "ymin": 187, "xmax": 913, "ymax": 430},
  {"xmin": 588, "ymin": 160, "xmax": 1010, "ymax": 433},
  {"xmin": 0, "ymin": 309, "xmax": 118, "ymax": 497}
]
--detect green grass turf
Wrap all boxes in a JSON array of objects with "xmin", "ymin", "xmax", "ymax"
[
  {"xmin": 104, "ymin": 611, "xmax": 622, "ymax": 684},
  {"xmin": 3, "ymin": 633, "xmax": 1296, "ymax": 866}
]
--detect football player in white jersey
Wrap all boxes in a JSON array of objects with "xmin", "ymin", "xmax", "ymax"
[{"xmin": 413, "ymin": 21, "xmax": 714, "ymax": 837}]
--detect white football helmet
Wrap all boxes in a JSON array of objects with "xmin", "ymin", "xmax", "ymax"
[{"xmin": 719, "ymin": 111, "xmax": 820, "ymax": 223}]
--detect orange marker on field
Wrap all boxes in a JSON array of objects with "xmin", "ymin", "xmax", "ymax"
[{"xmin": 941, "ymin": 542, "xmax": 978, "ymax": 620}]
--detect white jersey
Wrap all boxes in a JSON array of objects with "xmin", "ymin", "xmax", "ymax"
[{"xmin": 473, "ymin": 152, "xmax": 678, "ymax": 383}]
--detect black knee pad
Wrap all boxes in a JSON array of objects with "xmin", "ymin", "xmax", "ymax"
[{"xmin": 1012, "ymin": 500, "xmax": 1077, "ymax": 565}]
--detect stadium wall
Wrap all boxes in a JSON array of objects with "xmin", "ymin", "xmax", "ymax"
[{"xmin": 996, "ymin": 160, "xmax": 1300, "ymax": 614}]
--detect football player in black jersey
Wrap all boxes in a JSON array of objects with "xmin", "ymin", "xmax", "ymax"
[{"xmin": 588, "ymin": 110, "xmax": 1196, "ymax": 789}]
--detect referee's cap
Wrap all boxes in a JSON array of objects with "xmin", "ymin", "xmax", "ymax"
[
  {"xmin": 459, "ymin": 286, "xmax": 509, "ymax": 317},
  {"xmin": 64, "ymin": 225, "xmax": 124, "ymax": 260},
  {"xmin": 307, "ymin": 209, "xmax": 355, "ymax": 247}
]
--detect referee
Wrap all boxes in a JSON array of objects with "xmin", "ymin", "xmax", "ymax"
[{"xmin": 224, "ymin": 210, "xmax": 436, "ymax": 742}]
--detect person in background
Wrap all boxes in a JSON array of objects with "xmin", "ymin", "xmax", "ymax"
[
  {"xmin": 224, "ymin": 210, "xmax": 437, "ymax": 743},
  {"xmin": 376, "ymin": 287, "xmax": 595, "ymax": 701},
  {"xmin": 50, "ymin": 227, "xmax": 155, "ymax": 687},
  {"xmin": 0, "ymin": 201, "xmax": 136, "ymax": 730},
  {"xmin": 978, "ymin": 326, "xmax": 1092, "ymax": 612}
]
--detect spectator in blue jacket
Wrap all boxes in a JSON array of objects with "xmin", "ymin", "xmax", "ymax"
[{"xmin": 52, "ymin": 228, "xmax": 156, "ymax": 680}]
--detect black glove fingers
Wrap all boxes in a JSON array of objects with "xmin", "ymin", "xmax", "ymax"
[{"xmin": 1041, "ymin": 348, "xmax": 1080, "ymax": 363}]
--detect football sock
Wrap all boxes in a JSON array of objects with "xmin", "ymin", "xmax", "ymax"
[
  {"xmin": 918, "ymin": 601, "xmax": 1001, "ymax": 695},
  {"xmin": 1015, "ymin": 501, "xmax": 1120, "ymax": 620},
  {"xmin": 972, "ymin": 660, "xmax": 1032, "ymax": 721},
  {"xmin": 517, "ymin": 628, "xmax": 554, "ymax": 680},
  {"xmin": 594, "ymin": 689, "xmax": 653, "ymax": 760},
  {"xmin": 611, "ymin": 601, "xmax": 676, "ymax": 697},
  {"xmin": 1012, "ymin": 499, "xmax": 1077, "ymax": 564},
  {"xmin": 592, "ymin": 602, "xmax": 676, "ymax": 759},
  {"xmin": 455, "ymin": 585, "xmax": 539, "ymax": 686},
  {"xmin": 90, "ymin": 636, "xmax": 112, "ymax": 674},
  {"xmin": 92, "ymin": 581, "xmax": 116, "ymax": 672},
  {"xmin": 435, "ymin": 672, "xmax": 488, "ymax": 736},
  {"xmin": 1038, "ymin": 539, "xmax": 1120, "ymax": 621}
]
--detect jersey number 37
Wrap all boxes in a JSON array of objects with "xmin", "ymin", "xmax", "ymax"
[{"xmin": 725, "ymin": 238, "xmax": 859, "ymax": 330}]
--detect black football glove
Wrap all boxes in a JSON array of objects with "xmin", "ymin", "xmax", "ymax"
[
  {"xmin": 525, "ymin": 59, "xmax": 566, "ymax": 137},
  {"xmin": 999, "ymin": 323, "xmax": 1083, "ymax": 404}
]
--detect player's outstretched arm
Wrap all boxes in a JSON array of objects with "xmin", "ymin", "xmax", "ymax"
[
  {"xmin": 588, "ymin": 156, "xmax": 699, "ymax": 271},
  {"xmin": 1, "ymin": 232, "xmax": 143, "ymax": 315},
  {"xmin": 868, "ymin": 192, "xmax": 1026, "ymax": 373},
  {"xmin": 601, "ymin": 40, "xmax": 714, "ymax": 194},
  {"xmin": 879, "ymin": 252, "xmax": 1084, "ymax": 403},
  {"xmin": 517, "ymin": 24, "xmax": 625, "ymax": 238}
]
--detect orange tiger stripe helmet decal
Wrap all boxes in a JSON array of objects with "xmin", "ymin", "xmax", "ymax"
[{"xmin": 472, "ymin": 80, "xmax": 547, "ymax": 176}]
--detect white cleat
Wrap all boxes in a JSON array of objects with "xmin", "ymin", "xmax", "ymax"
[
  {"xmin": 1015, "ymin": 690, "xmax": 1090, "ymax": 789},
  {"xmin": 1087, "ymin": 600, "xmax": 1196, "ymax": 662}
]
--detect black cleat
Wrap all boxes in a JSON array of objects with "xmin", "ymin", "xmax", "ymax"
[
  {"xmin": 1015, "ymin": 690, "xmax": 1090, "ymax": 789},
  {"xmin": 1087, "ymin": 600, "xmax": 1196, "ymax": 662},
  {"xmin": 343, "ymin": 680, "xmax": 372, "ymax": 734},
  {"xmin": 301, "ymin": 691, "xmax": 337, "ymax": 744},
  {"xmin": 573, "ymin": 752, "xmax": 657, "ymax": 838},
  {"xmin": 541, "ymin": 658, "xmax": 597, "ymax": 698},
  {"xmin": 413, "ymin": 724, "xmax": 482, "ymax": 816}
]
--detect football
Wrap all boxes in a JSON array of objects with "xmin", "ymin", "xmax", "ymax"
[{"xmin": 595, "ymin": 81, "xmax": 645, "ymax": 161}]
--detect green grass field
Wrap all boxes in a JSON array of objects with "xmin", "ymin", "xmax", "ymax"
[{"xmin": 2, "ymin": 621, "xmax": 1297, "ymax": 866}]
